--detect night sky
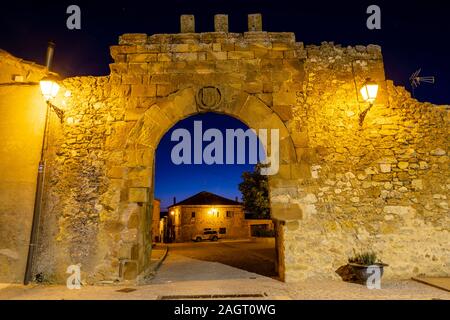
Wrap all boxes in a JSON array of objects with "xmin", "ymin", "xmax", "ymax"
[
  {"xmin": 155, "ymin": 113, "xmax": 258, "ymax": 210},
  {"xmin": 1, "ymin": 1, "xmax": 449, "ymax": 209}
]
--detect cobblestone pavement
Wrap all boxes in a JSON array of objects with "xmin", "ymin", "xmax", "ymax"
[{"xmin": 0, "ymin": 251, "xmax": 448, "ymax": 300}]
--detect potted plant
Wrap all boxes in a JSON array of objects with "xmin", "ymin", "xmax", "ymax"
[{"xmin": 348, "ymin": 250, "xmax": 388, "ymax": 283}]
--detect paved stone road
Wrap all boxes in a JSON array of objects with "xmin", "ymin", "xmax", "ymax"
[
  {"xmin": 165, "ymin": 239, "xmax": 277, "ymax": 278},
  {"xmin": 0, "ymin": 243, "xmax": 448, "ymax": 300}
]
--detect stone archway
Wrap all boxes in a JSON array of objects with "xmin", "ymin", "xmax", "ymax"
[
  {"xmin": 119, "ymin": 86, "xmax": 299, "ymax": 280},
  {"xmin": 5, "ymin": 17, "xmax": 445, "ymax": 286}
]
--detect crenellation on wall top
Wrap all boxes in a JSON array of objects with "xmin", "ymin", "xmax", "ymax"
[
  {"xmin": 114, "ymin": 20, "xmax": 384, "ymax": 68},
  {"xmin": 214, "ymin": 14, "xmax": 229, "ymax": 33},
  {"xmin": 179, "ymin": 13, "xmax": 262, "ymax": 33},
  {"xmin": 119, "ymin": 13, "xmax": 298, "ymax": 46},
  {"xmin": 180, "ymin": 15, "xmax": 195, "ymax": 33}
]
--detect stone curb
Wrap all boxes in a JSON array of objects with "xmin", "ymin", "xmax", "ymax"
[
  {"xmin": 135, "ymin": 245, "xmax": 169, "ymax": 285},
  {"xmin": 412, "ymin": 277, "xmax": 450, "ymax": 292},
  {"xmin": 150, "ymin": 245, "xmax": 169, "ymax": 273}
]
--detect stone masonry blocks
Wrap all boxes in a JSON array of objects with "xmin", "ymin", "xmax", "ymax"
[
  {"xmin": 180, "ymin": 15, "xmax": 195, "ymax": 33},
  {"xmin": 128, "ymin": 187, "xmax": 149, "ymax": 203},
  {"xmin": 214, "ymin": 14, "xmax": 229, "ymax": 32},
  {"xmin": 13, "ymin": 24, "xmax": 447, "ymax": 286},
  {"xmin": 248, "ymin": 14, "xmax": 263, "ymax": 32}
]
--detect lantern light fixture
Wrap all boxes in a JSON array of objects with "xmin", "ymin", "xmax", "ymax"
[
  {"xmin": 359, "ymin": 78, "xmax": 379, "ymax": 126},
  {"xmin": 39, "ymin": 75, "xmax": 60, "ymax": 101},
  {"xmin": 360, "ymin": 78, "xmax": 379, "ymax": 104},
  {"xmin": 39, "ymin": 74, "xmax": 64, "ymax": 123}
]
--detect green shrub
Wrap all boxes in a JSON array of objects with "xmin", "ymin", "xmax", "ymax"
[{"xmin": 348, "ymin": 250, "xmax": 381, "ymax": 265}]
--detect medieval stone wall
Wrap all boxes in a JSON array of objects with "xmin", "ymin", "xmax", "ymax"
[
  {"xmin": 2, "ymin": 15, "xmax": 447, "ymax": 284},
  {"xmin": 279, "ymin": 42, "xmax": 449, "ymax": 281},
  {"xmin": 34, "ymin": 22, "xmax": 307, "ymax": 283}
]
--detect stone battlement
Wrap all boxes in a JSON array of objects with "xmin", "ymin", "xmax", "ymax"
[
  {"xmin": 111, "ymin": 14, "xmax": 383, "ymax": 67},
  {"xmin": 111, "ymin": 32, "xmax": 305, "ymax": 67},
  {"xmin": 118, "ymin": 14, "xmax": 296, "ymax": 46},
  {"xmin": 119, "ymin": 14, "xmax": 295, "ymax": 45}
]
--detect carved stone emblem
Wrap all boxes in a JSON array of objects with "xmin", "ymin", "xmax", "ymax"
[{"xmin": 196, "ymin": 86, "xmax": 222, "ymax": 110}]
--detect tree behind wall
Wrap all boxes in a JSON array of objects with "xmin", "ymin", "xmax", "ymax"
[{"xmin": 239, "ymin": 164, "xmax": 270, "ymax": 219}]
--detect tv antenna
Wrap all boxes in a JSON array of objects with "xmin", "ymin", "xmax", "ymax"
[{"xmin": 409, "ymin": 69, "xmax": 435, "ymax": 97}]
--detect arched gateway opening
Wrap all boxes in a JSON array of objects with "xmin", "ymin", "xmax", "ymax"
[
  {"xmin": 154, "ymin": 112, "xmax": 276, "ymax": 278},
  {"xmin": 11, "ymin": 17, "xmax": 448, "ymax": 287},
  {"xmin": 119, "ymin": 86, "xmax": 298, "ymax": 281}
]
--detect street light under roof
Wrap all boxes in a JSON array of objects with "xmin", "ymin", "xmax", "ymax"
[{"xmin": 40, "ymin": 75, "xmax": 60, "ymax": 101}]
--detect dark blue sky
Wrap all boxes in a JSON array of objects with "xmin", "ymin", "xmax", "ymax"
[
  {"xmin": 1, "ymin": 1, "xmax": 449, "ymax": 104},
  {"xmin": 155, "ymin": 113, "xmax": 258, "ymax": 211}
]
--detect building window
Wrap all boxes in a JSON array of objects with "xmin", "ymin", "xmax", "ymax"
[
  {"xmin": 219, "ymin": 228, "xmax": 226, "ymax": 234},
  {"xmin": 226, "ymin": 211, "xmax": 233, "ymax": 218},
  {"xmin": 191, "ymin": 212, "xmax": 196, "ymax": 218}
]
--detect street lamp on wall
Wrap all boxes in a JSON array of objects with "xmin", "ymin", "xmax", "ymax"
[
  {"xmin": 40, "ymin": 75, "xmax": 60, "ymax": 101},
  {"xmin": 24, "ymin": 78, "xmax": 63, "ymax": 285},
  {"xmin": 39, "ymin": 75, "xmax": 64, "ymax": 122},
  {"xmin": 360, "ymin": 78, "xmax": 379, "ymax": 104},
  {"xmin": 359, "ymin": 78, "xmax": 379, "ymax": 126},
  {"xmin": 24, "ymin": 42, "xmax": 65, "ymax": 285}
]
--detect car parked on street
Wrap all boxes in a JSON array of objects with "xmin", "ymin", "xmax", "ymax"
[{"xmin": 192, "ymin": 230, "xmax": 220, "ymax": 242}]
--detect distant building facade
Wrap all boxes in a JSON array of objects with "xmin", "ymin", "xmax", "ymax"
[{"xmin": 167, "ymin": 191, "xmax": 272, "ymax": 242}]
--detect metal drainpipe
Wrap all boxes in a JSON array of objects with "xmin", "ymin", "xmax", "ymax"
[
  {"xmin": 45, "ymin": 42, "xmax": 55, "ymax": 71},
  {"xmin": 23, "ymin": 42, "xmax": 55, "ymax": 285}
]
